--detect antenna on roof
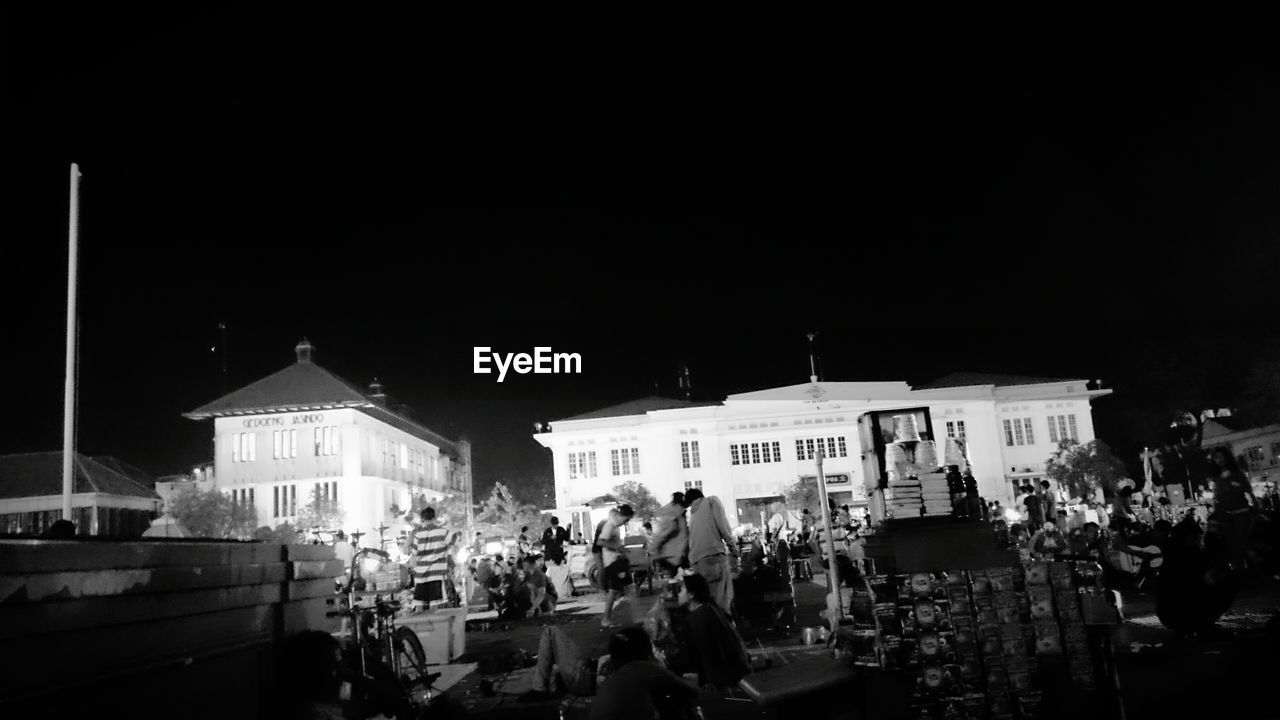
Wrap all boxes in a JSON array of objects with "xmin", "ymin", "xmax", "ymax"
[
  {"xmin": 678, "ymin": 363, "xmax": 692, "ymax": 401},
  {"xmin": 807, "ymin": 332, "xmax": 819, "ymax": 383}
]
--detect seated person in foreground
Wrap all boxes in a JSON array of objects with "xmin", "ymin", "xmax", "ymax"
[
  {"xmin": 526, "ymin": 626, "xmax": 699, "ymax": 717},
  {"xmin": 590, "ymin": 627, "xmax": 699, "ymax": 720},
  {"xmin": 679, "ymin": 572, "xmax": 752, "ymax": 691}
]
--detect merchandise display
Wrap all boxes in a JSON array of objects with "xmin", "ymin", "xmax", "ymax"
[{"xmin": 846, "ymin": 559, "xmax": 1116, "ymax": 719}]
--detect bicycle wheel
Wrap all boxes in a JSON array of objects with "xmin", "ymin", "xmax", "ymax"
[{"xmin": 394, "ymin": 626, "xmax": 428, "ymax": 685}]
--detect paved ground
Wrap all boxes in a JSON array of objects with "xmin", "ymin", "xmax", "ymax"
[{"xmin": 433, "ymin": 573, "xmax": 1280, "ymax": 720}]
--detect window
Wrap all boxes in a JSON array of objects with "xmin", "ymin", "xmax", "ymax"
[
  {"xmin": 1244, "ymin": 446, "xmax": 1266, "ymax": 468},
  {"xmin": 399, "ymin": 442, "xmax": 408, "ymax": 469},
  {"xmin": 1013, "ymin": 419, "xmax": 1025, "ymax": 446},
  {"xmin": 1004, "ymin": 420, "xmax": 1014, "ymax": 446},
  {"xmin": 569, "ymin": 451, "xmax": 598, "ymax": 479},
  {"xmin": 796, "ymin": 436, "xmax": 847, "ymax": 460},
  {"xmin": 837, "ymin": 436, "xmax": 848, "ymax": 457},
  {"xmin": 271, "ymin": 429, "xmax": 298, "ymax": 459},
  {"xmin": 273, "ymin": 487, "xmax": 280, "ymax": 518},
  {"xmin": 231, "ymin": 432, "xmax": 256, "ymax": 463},
  {"xmin": 684, "ymin": 480, "xmax": 703, "ymax": 490},
  {"xmin": 1022, "ymin": 418, "xmax": 1035, "ymax": 445},
  {"xmin": 946, "ymin": 421, "xmax": 966, "ymax": 440},
  {"xmin": 681, "ymin": 441, "xmax": 702, "ymax": 469},
  {"xmin": 1048, "ymin": 415, "xmax": 1077, "ymax": 443},
  {"xmin": 1271, "ymin": 442, "xmax": 1280, "ymax": 466},
  {"xmin": 730, "ymin": 442, "xmax": 782, "ymax": 465},
  {"xmin": 611, "ymin": 448, "xmax": 640, "ymax": 476},
  {"xmin": 249, "ymin": 488, "xmax": 255, "ymax": 508},
  {"xmin": 289, "ymin": 485, "xmax": 297, "ymax": 516}
]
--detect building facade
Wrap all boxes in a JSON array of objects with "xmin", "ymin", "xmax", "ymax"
[
  {"xmin": 183, "ymin": 340, "xmax": 472, "ymax": 541},
  {"xmin": 1199, "ymin": 418, "xmax": 1280, "ymax": 494},
  {"xmin": 533, "ymin": 373, "xmax": 1110, "ymax": 527}
]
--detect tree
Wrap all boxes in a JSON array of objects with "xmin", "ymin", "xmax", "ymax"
[
  {"xmin": 1045, "ymin": 439, "xmax": 1129, "ymax": 501},
  {"xmin": 475, "ymin": 482, "xmax": 543, "ymax": 538},
  {"xmin": 784, "ymin": 476, "xmax": 822, "ymax": 514},
  {"xmin": 296, "ymin": 486, "xmax": 344, "ymax": 532},
  {"xmin": 169, "ymin": 485, "xmax": 256, "ymax": 540},
  {"xmin": 253, "ymin": 522, "xmax": 302, "ymax": 544},
  {"xmin": 612, "ymin": 480, "xmax": 659, "ymax": 522}
]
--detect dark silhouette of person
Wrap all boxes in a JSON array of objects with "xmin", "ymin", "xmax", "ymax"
[{"xmin": 45, "ymin": 519, "xmax": 76, "ymax": 539}]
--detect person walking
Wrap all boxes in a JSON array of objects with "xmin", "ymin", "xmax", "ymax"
[
  {"xmin": 649, "ymin": 492, "xmax": 690, "ymax": 581},
  {"xmin": 685, "ymin": 488, "xmax": 740, "ymax": 613},
  {"xmin": 597, "ymin": 504, "xmax": 635, "ymax": 628},
  {"xmin": 410, "ymin": 507, "xmax": 449, "ymax": 612}
]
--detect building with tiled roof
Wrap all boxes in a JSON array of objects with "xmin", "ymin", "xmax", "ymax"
[
  {"xmin": 182, "ymin": 340, "xmax": 471, "ymax": 540},
  {"xmin": 534, "ymin": 373, "xmax": 1110, "ymax": 533},
  {"xmin": 0, "ymin": 451, "xmax": 161, "ymax": 536}
]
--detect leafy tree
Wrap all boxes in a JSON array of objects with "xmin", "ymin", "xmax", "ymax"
[
  {"xmin": 296, "ymin": 486, "xmax": 344, "ymax": 532},
  {"xmin": 1045, "ymin": 439, "xmax": 1129, "ymax": 501},
  {"xmin": 475, "ymin": 482, "xmax": 543, "ymax": 538},
  {"xmin": 253, "ymin": 522, "xmax": 302, "ymax": 544},
  {"xmin": 169, "ymin": 484, "xmax": 256, "ymax": 539},
  {"xmin": 784, "ymin": 476, "xmax": 822, "ymax": 514},
  {"xmin": 612, "ymin": 480, "xmax": 659, "ymax": 522}
]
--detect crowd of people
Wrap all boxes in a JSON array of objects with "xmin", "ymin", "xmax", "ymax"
[{"xmin": 984, "ymin": 450, "xmax": 1278, "ymax": 639}]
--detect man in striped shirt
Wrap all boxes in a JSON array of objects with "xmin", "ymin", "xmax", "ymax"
[{"xmin": 411, "ymin": 506, "xmax": 449, "ymax": 611}]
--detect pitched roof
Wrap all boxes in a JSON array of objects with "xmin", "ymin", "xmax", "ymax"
[
  {"xmin": 184, "ymin": 361, "xmax": 373, "ymax": 418},
  {"xmin": 183, "ymin": 349, "xmax": 457, "ymax": 454},
  {"xmin": 913, "ymin": 372, "xmax": 1083, "ymax": 390},
  {"xmin": 0, "ymin": 452, "xmax": 161, "ymax": 500},
  {"xmin": 555, "ymin": 396, "xmax": 722, "ymax": 422}
]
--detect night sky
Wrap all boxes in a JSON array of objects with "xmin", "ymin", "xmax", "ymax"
[{"xmin": 5, "ymin": 16, "xmax": 1280, "ymax": 497}]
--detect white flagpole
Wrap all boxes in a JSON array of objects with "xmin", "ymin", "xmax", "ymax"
[
  {"xmin": 816, "ymin": 448, "xmax": 845, "ymax": 623},
  {"xmin": 62, "ymin": 164, "xmax": 81, "ymax": 523}
]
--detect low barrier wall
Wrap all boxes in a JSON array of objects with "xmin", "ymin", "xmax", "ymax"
[{"xmin": 0, "ymin": 539, "xmax": 340, "ymax": 719}]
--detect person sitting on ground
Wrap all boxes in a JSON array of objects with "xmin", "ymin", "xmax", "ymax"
[
  {"xmin": 517, "ymin": 555, "xmax": 557, "ymax": 617},
  {"xmin": 279, "ymin": 630, "xmax": 346, "ymax": 720},
  {"xmin": 525, "ymin": 625, "xmax": 699, "ymax": 717},
  {"xmin": 1032, "ymin": 521, "xmax": 1068, "ymax": 559},
  {"xmin": 590, "ymin": 627, "xmax": 700, "ymax": 720},
  {"xmin": 525, "ymin": 626, "xmax": 605, "ymax": 701},
  {"xmin": 1156, "ymin": 519, "xmax": 1238, "ymax": 638},
  {"xmin": 679, "ymin": 573, "xmax": 752, "ymax": 691}
]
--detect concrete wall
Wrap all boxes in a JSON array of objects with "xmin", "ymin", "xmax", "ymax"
[{"xmin": 0, "ymin": 539, "xmax": 340, "ymax": 718}]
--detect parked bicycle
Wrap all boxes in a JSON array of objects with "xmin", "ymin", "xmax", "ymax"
[{"xmin": 338, "ymin": 547, "xmax": 441, "ymax": 719}]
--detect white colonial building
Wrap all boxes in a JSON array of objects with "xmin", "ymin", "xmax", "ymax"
[
  {"xmin": 183, "ymin": 340, "xmax": 472, "ymax": 541},
  {"xmin": 533, "ymin": 373, "xmax": 1110, "ymax": 529}
]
